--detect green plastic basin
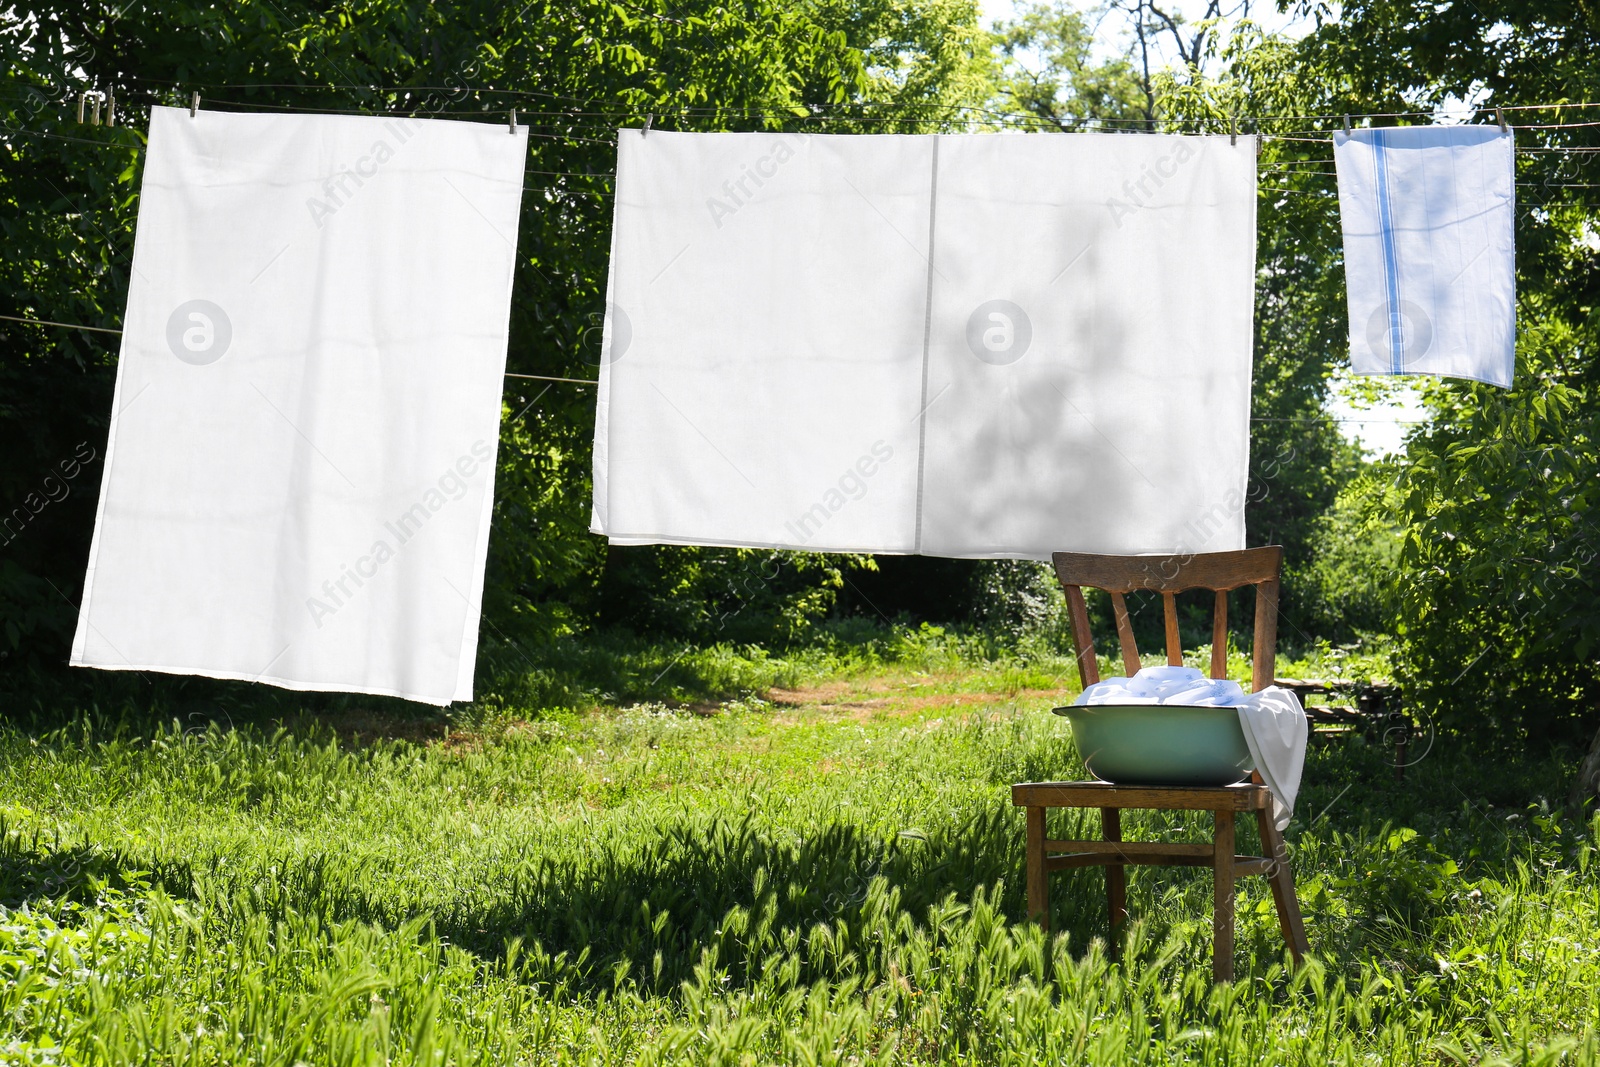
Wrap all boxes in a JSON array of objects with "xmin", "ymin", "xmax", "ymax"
[{"xmin": 1054, "ymin": 704, "xmax": 1255, "ymax": 786}]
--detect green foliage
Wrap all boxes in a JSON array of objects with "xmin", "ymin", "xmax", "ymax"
[
  {"xmin": 1128, "ymin": 25, "xmax": 1356, "ymax": 644},
  {"xmin": 594, "ymin": 548, "xmax": 873, "ymax": 645},
  {"xmin": 1293, "ymin": 0, "xmax": 1600, "ymax": 741},
  {"xmin": 990, "ymin": 2, "xmax": 1148, "ymax": 128},
  {"xmin": 1393, "ymin": 364, "xmax": 1598, "ymax": 742},
  {"xmin": 2, "ymin": 654, "xmax": 1599, "ymax": 1062},
  {"xmin": 0, "ymin": 0, "xmax": 995, "ymax": 667},
  {"xmin": 1287, "ymin": 455, "xmax": 1402, "ymax": 644}
]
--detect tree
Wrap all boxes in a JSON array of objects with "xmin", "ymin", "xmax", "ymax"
[
  {"xmin": 988, "ymin": 6, "xmax": 1358, "ymax": 648},
  {"xmin": 991, "ymin": 2, "xmax": 1146, "ymax": 128},
  {"xmin": 0, "ymin": 0, "xmax": 994, "ymax": 675},
  {"xmin": 1287, "ymin": 0, "xmax": 1600, "ymax": 760}
]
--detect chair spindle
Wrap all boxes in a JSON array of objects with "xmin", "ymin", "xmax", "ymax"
[
  {"xmin": 1161, "ymin": 591, "xmax": 1181, "ymax": 665},
  {"xmin": 1250, "ymin": 580, "xmax": 1279, "ymax": 692},
  {"xmin": 1109, "ymin": 591, "xmax": 1140, "ymax": 676},
  {"xmin": 1064, "ymin": 585, "xmax": 1099, "ymax": 688},
  {"xmin": 1210, "ymin": 590, "xmax": 1228, "ymax": 679}
]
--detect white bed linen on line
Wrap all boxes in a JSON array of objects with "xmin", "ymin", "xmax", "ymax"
[
  {"xmin": 1335, "ymin": 125, "xmax": 1516, "ymax": 387},
  {"xmin": 71, "ymin": 106, "xmax": 528, "ymax": 705},
  {"xmin": 591, "ymin": 130, "xmax": 1258, "ymax": 560}
]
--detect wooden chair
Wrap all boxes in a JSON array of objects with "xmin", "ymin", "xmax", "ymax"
[{"xmin": 1012, "ymin": 546, "xmax": 1310, "ymax": 982}]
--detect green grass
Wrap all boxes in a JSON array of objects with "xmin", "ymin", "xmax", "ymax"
[{"xmin": 1, "ymin": 629, "xmax": 1597, "ymax": 1064}]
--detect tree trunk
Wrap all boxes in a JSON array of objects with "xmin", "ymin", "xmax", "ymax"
[{"xmin": 1569, "ymin": 722, "xmax": 1600, "ymax": 809}]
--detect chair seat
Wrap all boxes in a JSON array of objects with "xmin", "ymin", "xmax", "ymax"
[{"xmin": 1011, "ymin": 780, "xmax": 1271, "ymax": 812}]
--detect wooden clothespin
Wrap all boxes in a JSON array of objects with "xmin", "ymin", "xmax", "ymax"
[
  {"xmin": 190, "ymin": 91, "xmax": 200, "ymax": 118},
  {"xmin": 78, "ymin": 90, "xmax": 109, "ymax": 125},
  {"xmin": 105, "ymin": 86, "xmax": 114, "ymax": 127},
  {"xmin": 1497, "ymin": 107, "xmax": 1509, "ymax": 133},
  {"xmin": 1343, "ymin": 114, "xmax": 1351, "ymax": 135},
  {"xmin": 642, "ymin": 112, "xmax": 653, "ymax": 138},
  {"xmin": 1230, "ymin": 113, "xmax": 1237, "ymax": 146},
  {"xmin": 508, "ymin": 108, "xmax": 517, "ymax": 134}
]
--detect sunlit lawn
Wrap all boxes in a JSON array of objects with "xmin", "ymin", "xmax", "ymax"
[{"xmin": 2, "ymin": 632, "xmax": 1597, "ymax": 1064}]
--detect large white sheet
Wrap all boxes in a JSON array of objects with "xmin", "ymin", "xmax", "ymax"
[
  {"xmin": 591, "ymin": 130, "xmax": 1257, "ymax": 559},
  {"xmin": 71, "ymin": 106, "xmax": 527, "ymax": 705},
  {"xmin": 1335, "ymin": 125, "xmax": 1516, "ymax": 388}
]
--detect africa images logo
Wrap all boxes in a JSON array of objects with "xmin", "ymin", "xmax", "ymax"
[
  {"xmin": 965, "ymin": 300, "xmax": 1032, "ymax": 366},
  {"xmin": 1104, "ymin": 140, "xmax": 1197, "ymax": 228},
  {"xmin": 704, "ymin": 139, "xmax": 797, "ymax": 229},
  {"xmin": 165, "ymin": 300, "xmax": 232, "ymax": 365},
  {"xmin": 583, "ymin": 305, "xmax": 632, "ymax": 366},
  {"xmin": 304, "ymin": 118, "xmax": 422, "ymax": 228},
  {"xmin": 1366, "ymin": 301, "xmax": 1434, "ymax": 368}
]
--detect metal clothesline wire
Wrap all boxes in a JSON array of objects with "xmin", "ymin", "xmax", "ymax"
[
  {"xmin": 1, "ymin": 123, "xmax": 620, "ymax": 195},
  {"xmin": 18, "ymin": 116, "xmax": 1600, "ymax": 162},
  {"xmin": 0, "ymin": 314, "xmax": 1465, "ymax": 423},
  {"xmin": 0, "ymin": 312, "xmax": 122, "ymax": 335},
  {"xmin": 19, "ymin": 121, "xmax": 1600, "ymax": 193},
  {"xmin": 0, "ymin": 313, "xmax": 601, "ymax": 384},
  {"xmin": 56, "ymin": 75, "xmax": 1600, "ymax": 121},
  {"xmin": 28, "ymin": 80, "xmax": 1600, "ymax": 137},
  {"xmin": 26, "ymin": 78, "xmax": 1600, "ymax": 132},
  {"xmin": 3, "ymin": 90, "xmax": 1573, "ymax": 400}
]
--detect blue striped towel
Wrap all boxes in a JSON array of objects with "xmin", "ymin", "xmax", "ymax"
[{"xmin": 1334, "ymin": 125, "xmax": 1516, "ymax": 387}]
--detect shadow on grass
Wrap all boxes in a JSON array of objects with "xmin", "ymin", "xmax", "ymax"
[
  {"xmin": 0, "ymin": 823, "xmax": 193, "ymax": 908},
  {"xmin": 161, "ymin": 736, "xmax": 1590, "ymax": 998},
  {"xmin": 1, "ymin": 619, "xmax": 1071, "ymax": 752},
  {"xmin": 173, "ymin": 801, "xmax": 1133, "ymax": 994},
  {"xmin": 4, "ymin": 655, "xmax": 1590, "ymax": 1000},
  {"xmin": 0, "ymin": 621, "xmax": 932, "ymax": 739}
]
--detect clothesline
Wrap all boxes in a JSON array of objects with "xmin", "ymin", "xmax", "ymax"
[
  {"xmin": 21, "ymin": 81, "xmax": 1600, "ymax": 141},
  {"xmin": 0, "ymin": 98, "xmax": 1530, "ymax": 410},
  {"xmin": 35, "ymin": 76, "xmax": 1600, "ymax": 123},
  {"xmin": 18, "ymin": 119, "xmax": 1600, "ymax": 203},
  {"xmin": 13, "ymin": 114, "xmax": 1599, "ymax": 174},
  {"xmin": 18, "ymin": 75, "xmax": 1600, "ymax": 145},
  {"xmin": 0, "ymin": 313, "xmax": 1439, "ymax": 425},
  {"xmin": 0, "ymin": 313, "xmax": 599, "ymax": 383}
]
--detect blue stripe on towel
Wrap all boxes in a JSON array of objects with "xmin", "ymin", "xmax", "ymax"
[{"xmin": 1372, "ymin": 129, "xmax": 1404, "ymax": 374}]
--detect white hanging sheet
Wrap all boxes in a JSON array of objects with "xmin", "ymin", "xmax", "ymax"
[
  {"xmin": 591, "ymin": 130, "xmax": 1258, "ymax": 559},
  {"xmin": 71, "ymin": 106, "xmax": 527, "ymax": 705},
  {"xmin": 1335, "ymin": 125, "xmax": 1516, "ymax": 387}
]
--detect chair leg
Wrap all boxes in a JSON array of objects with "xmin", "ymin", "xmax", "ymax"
[
  {"xmin": 1213, "ymin": 810, "xmax": 1235, "ymax": 984},
  {"xmin": 1026, "ymin": 805, "xmax": 1049, "ymax": 931},
  {"xmin": 1101, "ymin": 807, "xmax": 1127, "ymax": 939},
  {"xmin": 1254, "ymin": 808, "xmax": 1309, "ymax": 964}
]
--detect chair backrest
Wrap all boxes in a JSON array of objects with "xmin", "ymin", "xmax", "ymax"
[{"xmin": 1051, "ymin": 546, "xmax": 1283, "ymax": 693}]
